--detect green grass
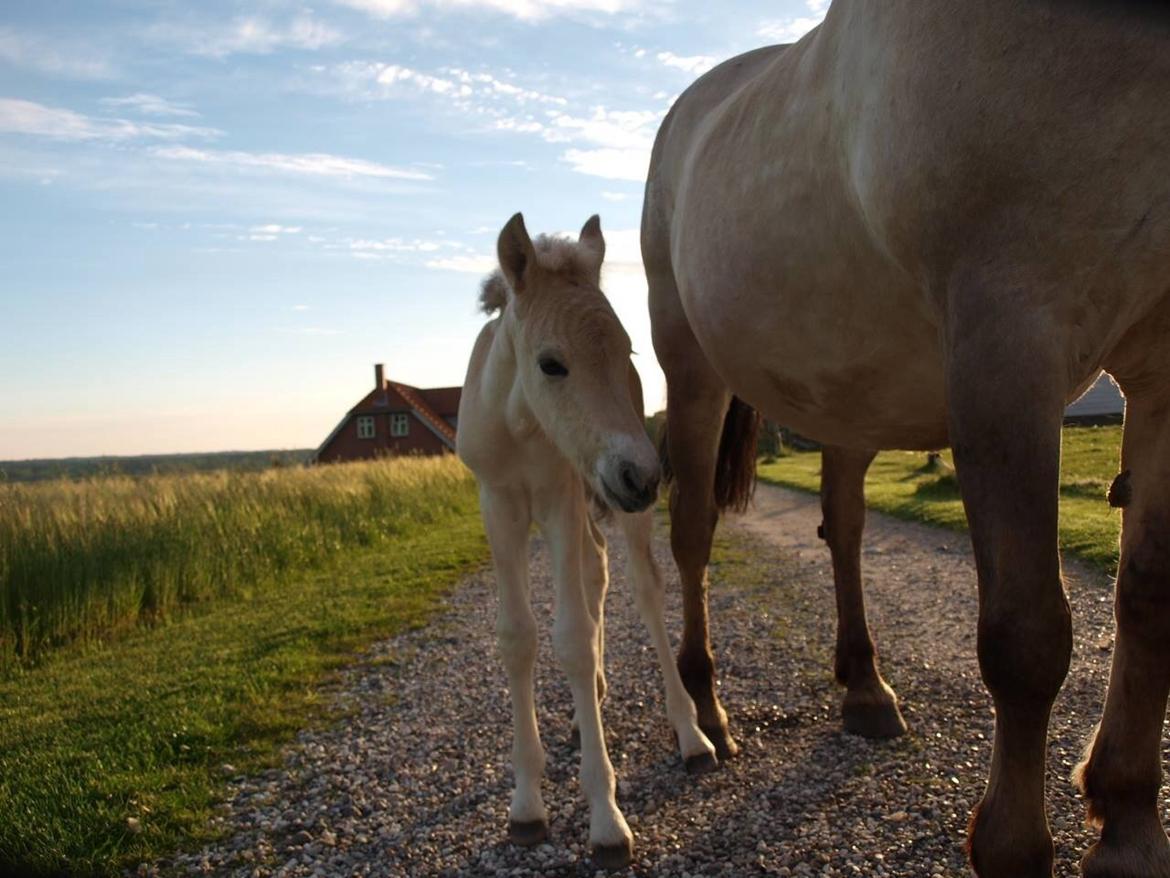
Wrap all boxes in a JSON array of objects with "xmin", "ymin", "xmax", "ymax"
[
  {"xmin": 1, "ymin": 456, "xmax": 475, "ymax": 668},
  {"xmin": 757, "ymin": 425, "xmax": 1123, "ymax": 574},
  {"xmin": 0, "ymin": 457, "xmax": 488, "ymax": 877}
]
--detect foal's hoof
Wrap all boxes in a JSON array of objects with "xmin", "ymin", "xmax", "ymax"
[
  {"xmin": 590, "ymin": 837, "xmax": 633, "ymax": 871},
  {"xmin": 701, "ymin": 725, "xmax": 739, "ymax": 761},
  {"xmin": 508, "ymin": 819, "xmax": 549, "ymax": 847},
  {"xmin": 684, "ymin": 750, "xmax": 719, "ymax": 775}
]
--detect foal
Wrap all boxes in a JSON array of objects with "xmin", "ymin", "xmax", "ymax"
[{"xmin": 457, "ymin": 213, "xmax": 716, "ymax": 869}]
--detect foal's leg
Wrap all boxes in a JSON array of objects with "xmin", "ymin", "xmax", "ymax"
[
  {"xmin": 1075, "ymin": 386, "xmax": 1170, "ymax": 878},
  {"xmin": 618, "ymin": 508, "xmax": 718, "ymax": 773},
  {"xmin": 821, "ymin": 445, "xmax": 907, "ymax": 738},
  {"xmin": 570, "ymin": 516, "xmax": 609, "ymax": 746},
  {"xmin": 480, "ymin": 486, "xmax": 547, "ymax": 845},
  {"xmin": 946, "ymin": 314, "xmax": 1072, "ymax": 878},
  {"xmin": 543, "ymin": 492, "xmax": 632, "ymax": 868}
]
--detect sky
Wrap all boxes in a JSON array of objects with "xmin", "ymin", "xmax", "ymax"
[{"xmin": 0, "ymin": 0, "xmax": 828, "ymax": 460}]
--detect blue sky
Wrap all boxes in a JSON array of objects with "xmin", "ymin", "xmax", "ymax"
[{"xmin": 0, "ymin": 0, "xmax": 826, "ymax": 460}]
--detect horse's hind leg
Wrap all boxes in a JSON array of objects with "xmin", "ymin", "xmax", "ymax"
[
  {"xmin": 480, "ymin": 485, "xmax": 547, "ymax": 846},
  {"xmin": 820, "ymin": 445, "xmax": 907, "ymax": 738},
  {"xmin": 1074, "ymin": 383, "xmax": 1170, "ymax": 878},
  {"xmin": 619, "ymin": 508, "xmax": 717, "ymax": 773},
  {"xmin": 945, "ymin": 303, "xmax": 1072, "ymax": 878}
]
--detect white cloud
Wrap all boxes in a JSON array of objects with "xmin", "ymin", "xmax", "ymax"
[
  {"xmin": 322, "ymin": 61, "xmax": 659, "ymax": 181},
  {"xmin": 275, "ymin": 326, "xmax": 344, "ymax": 335},
  {"xmin": 349, "ymin": 237, "xmax": 442, "ymax": 252},
  {"xmin": 597, "ymin": 227, "xmax": 642, "ymax": 274},
  {"xmin": 100, "ymin": 94, "xmax": 200, "ymax": 118},
  {"xmin": 445, "ymin": 68, "xmax": 567, "ymax": 105},
  {"xmin": 601, "ymin": 191, "xmax": 628, "ymax": 201},
  {"xmin": 151, "ymin": 146, "xmax": 434, "ymax": 181},
  {"xmin": 656, "ymin": 51, "xmax": 716, "ymax": 75},
  {"xmin": 0, "ymin": 98, "xmax": 222, "ymax": 142},
  {"xmin": 292, "ymin": 304, "xmax": 312, "ymax": 311},
  {"xmin": 425, "ymin": 253, "xmax": 497, "ymax": 273},
  {"xmin": 251, "ymin": 224, "xmax": 303, "ymax": 234},
  {"xmin": 0, "ymin": 27, "xmax": 114, "ymax": 79},
  {"xmin": 326, "ymin": 61, "xmax": 566, "ymax": 108},
  {"xmin": 542, "ymin": 106, "xmax": 659, "ymax": 149},
  {"xmin": 335, "ymin": 0, "xmax": 632, "ymax": 22},
  {"xmin": 561, "ymin": 147, "xmax": 649, "ymax": 181},
  {"xmin": 757, "ymin": 0, "xmax": 829, "ymax": 43},
  {"xmin": 518, "ymin": 105, "xmax": 661, "ymax": 180},
  {"xmin": 152, "ymin": 16, "xmax": 344, "ymax": 58}
]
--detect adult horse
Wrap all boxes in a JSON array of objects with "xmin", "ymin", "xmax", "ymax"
[{"xmin": 643, "ymin": 2, "xmax": 1170, "ymax": 876}]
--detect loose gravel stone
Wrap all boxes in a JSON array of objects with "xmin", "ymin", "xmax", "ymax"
[{"xmin": 142, "ymin": 483, "xmax": 1169, "ymax": 877}]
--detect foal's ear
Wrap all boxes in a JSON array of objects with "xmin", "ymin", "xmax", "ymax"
[
  {"xmin": 578, "ymin": 214, "xmax": 606, "ymax": 264},
  {"xmin": 497, "ymin": 212, "xmax": 537, "ymax": 293}
]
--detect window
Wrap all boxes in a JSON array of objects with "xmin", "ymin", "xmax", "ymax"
[
  {"xmin": 356, "ymin": 415, "xmax": 376, "ymax": 439},
  {"xmin": 391, "ymin": 413, "xmax": 410, "ymax": 437}
]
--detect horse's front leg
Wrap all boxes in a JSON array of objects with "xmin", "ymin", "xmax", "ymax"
[
  {"xmin": 946, "ymin": 298, "xmax": 1072, "ymax": 878},
  {"xmin": 619, "ymin": 508, "xmax": 718, "ymax": 773},
  {"xmin": 1075, "ymin": 384, "xmax": 1170, "ymax": 878},
  {"xmin": 664, "ymin": 381, "xmax": 739, "ymax": 759},
  {"xmin": 480, "ymin": 485, "xmax": 547, "ymax": 846},
  {"xmin": 543, "ymin": 491, "xmax": 632, "ymax": 869},
  {"xmin": 820, "ymin": 445, "xmax": 907, "ymax": 738}
]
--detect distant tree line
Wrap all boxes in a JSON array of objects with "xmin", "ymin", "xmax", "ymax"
[{"xmin": 0, "ymin": 449, "xmax": 314, "ymax": 484}]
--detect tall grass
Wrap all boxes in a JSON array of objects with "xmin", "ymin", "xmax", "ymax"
[{"xmin": 0, "ymin": 456, "xmax": 477, "ymax": 669}]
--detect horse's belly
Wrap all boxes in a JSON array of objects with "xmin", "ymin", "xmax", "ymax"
[{"xmin": 678, "ymin": 260, "xmax": 950, "ymax": 450}]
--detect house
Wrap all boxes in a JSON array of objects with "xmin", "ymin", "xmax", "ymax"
[
  {"xmin": 313, "ymin": 364, "xmax": 461, "ymax": 463},
  {"xmin": 1065, "ymin": 373, "xmax": 1125, "ymax": 425}
]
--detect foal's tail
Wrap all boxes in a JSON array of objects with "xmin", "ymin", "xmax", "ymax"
[{"xmin": 658, "ymin": 396, "xmax": 761, "ymax": 514}]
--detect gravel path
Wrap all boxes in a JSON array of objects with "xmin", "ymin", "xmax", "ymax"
[{"xmin": 151, "ymin": 483, "xmax": 1169, "ymax": 878}]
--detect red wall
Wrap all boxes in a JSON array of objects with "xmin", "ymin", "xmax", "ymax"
[{"xmin": 317, "ymin": 413, "xmax": 452, "ymax": 463}]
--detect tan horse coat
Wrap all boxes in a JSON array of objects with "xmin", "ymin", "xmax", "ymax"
[{"xmin": 644, "ymin": 3, "xmax": 1170, "ymax": 877}]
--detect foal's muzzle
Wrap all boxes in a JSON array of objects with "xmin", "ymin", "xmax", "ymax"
[{"xmin": 602, "ymin": 460, "xmax": 660, "ymax": 513}]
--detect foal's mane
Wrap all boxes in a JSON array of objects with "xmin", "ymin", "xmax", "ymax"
[{"xmin": 479, "ymin": 235, "xmax": 600, "ymax": 315}]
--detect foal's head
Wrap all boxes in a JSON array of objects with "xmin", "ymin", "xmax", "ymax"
[{"xmin": 481, "ymin": 212, "xmax": 659, "ymax": 512}]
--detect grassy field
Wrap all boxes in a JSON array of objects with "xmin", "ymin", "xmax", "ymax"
[
  {"xmin": 0, "ymin": 456, "xmax": 487, "ymax": 877},
  {"xmin": 1, "ymin": 456, "xmax": 474, "ymax": 668},
  {"xmin": 757, "ymin": 425, "xmax": 1123, "ymax": 574}
]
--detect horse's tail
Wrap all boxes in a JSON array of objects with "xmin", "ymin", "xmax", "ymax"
[{"xmin": 658, "ymin": 396, "xmax": 760, "ymax": 514}]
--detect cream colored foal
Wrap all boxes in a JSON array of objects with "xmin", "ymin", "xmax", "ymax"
[{"xmin": 456, "ymin": 213, "xmax": 715, "ymax": 870}]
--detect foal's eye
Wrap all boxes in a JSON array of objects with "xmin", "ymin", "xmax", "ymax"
[{"xmin": 538, "ymin": 357, "xmax": 569, "ymax": 378}]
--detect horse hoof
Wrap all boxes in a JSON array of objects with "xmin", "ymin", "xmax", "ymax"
[
  {"xmin": 569, "ymin": 726, "xmax": 580, "ymax": 749},
  {"xmin": 684, "ymin": 750, "xmax": 719, "ymax": 775},
  {"xmin": 1081, "ymin": 820, "xmax": 1170, "ymax": 878},
  {"xmin": 968, "ymin": 798, "xmax": 1054, "ymax": 878},
  {"xmin": 842, "ymin": 697, "xmax": 907, "ymax": 739},
  {"xmin": 591, "ymin": 837, "xmax": 633, "ymax": 871},
  {"xmin": 508, "ymin": 819, "xmax": 549, "ymax": 847},
  {"xmin": 701, "ymin": 726, "xmax": 739, "ymax": 761}
]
